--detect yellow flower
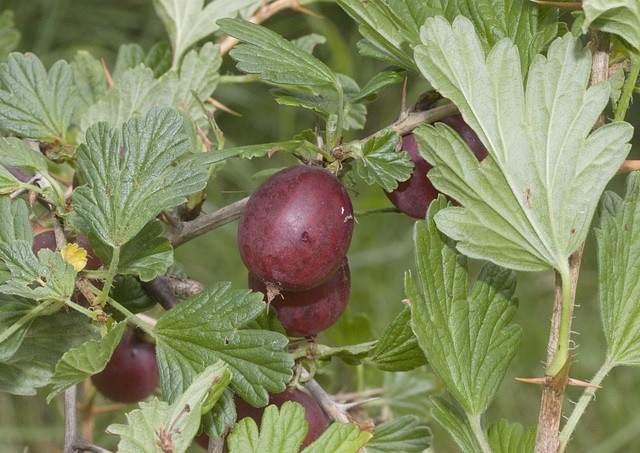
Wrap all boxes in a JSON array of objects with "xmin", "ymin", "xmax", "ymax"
[{"xmin": 60, "ymin": 243, "xmax": 88, "ymax": 272}]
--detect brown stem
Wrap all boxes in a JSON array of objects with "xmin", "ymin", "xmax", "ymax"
[
  {"xmin": 64, "ymin": 386, "xmax": 78, "ymax": 453},
  {"xmin": 617, "ymin": 160, "xmax": 640, "ymax": 174},
  {"xmin": 139, "ymin": 276, "xmax": 183, "ymax": 310},
  {"xmin": 534, "ymin": 30, "xmax": 610, "ymax": 453},
  {"xmin": 167, "ymin": 196, "xmax": 249, "ymax": 248},
  {"xmin": 74, "ymin": 438, "xmax": 114, "ymax": 453}
]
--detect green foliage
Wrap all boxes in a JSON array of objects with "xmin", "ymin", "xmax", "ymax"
[
  {"xmin": 597, "ymin": 171, "xmax": 640, "ymax": 367},
  {"xmin": 0, "ymin": 10, "xmax": 20, "ymax": 60},
  {"xmin": 430, "ymin": 396, "xmax": 480, "ymax": 453},
  {"xmin": 487, "ymin": 419, "xmax": 536, "ymax": 453},
  {"xmin": 0, "ymin": 52, "xmax": 77, "ymax": 144},
  {"xmin": 366, "ymin": 415, "xmax": 432, "ymax": 452},
  {"xmin": 414, "ymin": 17, "xmax": 633, "ymax": 273},
  {"xmin": 107, "ymin": 362, "xmax": 231, "ymax": 453},
  {"xmin": 46, "ymin": 321, "xmax": 127, "ymax": 402},
  {"xmin": 582, "ymin": 0, "xmax": 640, "ymax": 51},
  {"xmin": 154, "ymin": 282, "xmax": 293, "ymax": 407},
  {"xmin": 73, "ymin": 107, "xmax": 208, "ymax": 247},
  {"xmin": 407, "ymin": 197, "xmax": 521, "ymax": 417},
  {"xmin": 353, "ymin": 128, "xmax": 412, "ymax": 192},
  {"xmin": 0, "ymin": 311, "xmax": 100, "ymax": 395},
  {"xmin": 0, "ymin": 136, "xmax": 48, "ymax": 173}
]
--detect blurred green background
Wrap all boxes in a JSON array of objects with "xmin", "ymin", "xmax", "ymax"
[{"xmin": 1, "ymin": 1, "xmax": 639, "ymax": 452}]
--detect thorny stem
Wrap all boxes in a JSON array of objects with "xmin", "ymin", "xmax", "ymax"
[
  {"xmin": 535, "ymin": 29, "xmax": 610, "ymax": 453},
  {"xmin": 558, "ymin": 361, "xmax": 615, "ymax": 452}
]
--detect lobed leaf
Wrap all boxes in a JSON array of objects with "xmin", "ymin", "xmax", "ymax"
[
  {"xmin": 303, "ymin": 421, "xmax": 372, "ymax": 453},
  {"xmin": 354, "ymin": 128, "xmax": 412, "ymax": 192},
  {"xmin": 0, "ymin": 136, "xmax": 48, "ymax": 173},
  {"xmin": 487, "ymin": 419, "xmax": 536, "ymax": 453},
  {"xmin": 0, "ymin": 52, "xmax": 77, "ymax": 143},
  {"xmin": 74, "ymin": 107, "xmax": 209, "ymax": 247},
  {"xmin": 154, "ymin": 282, "xmax": 293, "ymax": 408},
  {"xmin": 47, "ymin": 321, "xmax": 127, "ymax": 402},
  {"xmin": 414, "ymin": 17, "xmax": 633, "ymax": 272},
  {"xmin": 430, "ymin": 396, "xmax": 481, "ymax": 453},
  {"xmin": 407, "ymin": 197, "xmax": 521, "ymax": 416},
  {"xmin": 596, "ymin": 171, "xmax": 640, "ymax": 366}
]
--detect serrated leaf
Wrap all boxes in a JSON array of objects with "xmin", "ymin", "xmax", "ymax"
[
  {"xmin": 596, "ymin": 172, "xmax": 640, "ymax": 366},
  {"xmin": 370, "ymin": 306, "xmax": 427, "ymax": 372},
  {"xmin": 414, "ymin": 17, "xmax": 633, "ymax": 273},
  {"xmin": 303, "ymin": 421, "xmax": 372, "ymax": 453},
  {"xmin": 195, "ymin": 140, "xmax": 304, "ymax": 166},
  {"xmin": 71, "ymin": 50, "xmax": 108, "ymax": 121},
  {"xmin": 355, "ymin": 128, "xmax": 412, "ymax": 191},
  {"xmin": 0, "ymin": 311, "xmax": 99, "ymax": 395},
  {"xmin": 315, "ymin": 341, "xmax": 378, "ymax": 368},
  {"xmin": 0, "ymin": 52, "xmax": 77, "ymax": 143},
  {"xmin": 407, "ymin": 197, "xmax": 522, "ymax": 416},
  {"xmin": 47, "ymin": 321, "xmax": 127, "ymax": 402},
  {"xmin": 366, "ymin": 415, "xmax": 432, "ymax": 453},
  {"xmin": 154, "ymin": 0, "xmax": 259, "ymax": 69},
  {"xmin": 0, "ymin": 136, "xmax": 48, "ymax": 172},
  {"xmin": 430, "ymin": 396, "xmax": 480, "ymax": 453},
  {"xmin": 0, "ymin": 165, "xmax": 20, "ymax": 193},
  {"xmin": 107, "ymin": 362, "xmax": 231, "ymax": 453},
  {"xmin": 154, "ymin": 282, "xmax": 293, "ymax": 408},
  {"xmin": 350, "ymin": 69, "xmax": 405, "ymax": 105},
  {"xmin": 582, "ymin": 0, "xmax": 640, "ymax": 51},
  {"xmin": 0, "ymin": 196, "xmax": 32, "ymax": 283},
  {"xmin": 74, "ymin": 107, "xmax": 209, "ymax": 247},
  {"xmin": 228, "ymin": 402, "xmax": 308, "ymax": 453},
  {"xmin": 380, "ymin": 371, "xmax": 439, "ymax": 420},
  {"xmin": 487, "ymin": 419, "xmax": 536, "ymax": 453},
  {"xmin": 292, "ymin": 33, "xmax": 327, "ymax": 54},
  {"xmin": 91, "ymin": 220, "xmax": 173, "ymax": 282},
  {"xmin": 219, "ymin": 18, "xmax": 339, "ymax": 88},
  {"xmin": 144, "ymin": 42, "xmax": 173, "ymax": 78},
  {"xmin": 0, "ymin": 244, "xmax": 77, "ymax": 302}
]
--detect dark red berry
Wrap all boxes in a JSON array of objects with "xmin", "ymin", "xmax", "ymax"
[
  {"xmin": 385, "ymin": 114, "xmax": 488, "ymax": 218},
  {"xmin": 249, "ymin": 259, "xmax": 350, "ymax": 337},
  {"xmin": 238, "ymin": 165, "xmax": 354, "ymax": 291},
  {"xmin": 91, "ymin": 330, "xmax": 159, "ymax": 403}
]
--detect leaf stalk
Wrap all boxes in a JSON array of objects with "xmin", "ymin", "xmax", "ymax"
[{"xmin": 614, "ymin": 50, "xmax": 640, "ymax": 122}]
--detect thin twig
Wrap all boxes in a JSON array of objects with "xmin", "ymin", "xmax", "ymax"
[
  {"xmin": 73, "ymin": 437, "xmax": 114, "ymax": 453},
  {"xmin": 64, "ymin": 386, "xmax": 78, "ymax": 453}
]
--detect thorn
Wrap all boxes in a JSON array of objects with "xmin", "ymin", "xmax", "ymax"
[
  {"xmin": 567, "ymin": 378, "xmax": 602, "ymax": 389},
  {"xmin": 516, "ymin": 377, "xmax": 549, "ymax": 385},
  {"xmin": 206, "ymin": 97, "xmax": 242, "ymax": 116},
  {"xmin": 293, "ymin": 5, "xmax": 323, "ymax": 18},
  {"xmin": 101, "ymin": 58, "xmax": 114, "ymax": 89}
]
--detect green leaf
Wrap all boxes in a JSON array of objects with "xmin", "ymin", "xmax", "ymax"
[
  {"xmin": 0, "ymin": 294, "xmax": 37, "ymax": 361},
  {"xmin": 0, "ymin": 53, "xmax": 77, "ymax": 143},
  {"xmin": 144, "ymin": 42, "xmax": 173, "ymax": 78},
  {"xmin": 153, "ymin": 0, "xmax": 259, "ymax": 69},
  {"xmin": 107, "ymin": 362, "xmax": 231, "ymax": 453},
  {"xmin": 303, "ymin": 421, "xmax": 372, "ymax": 453},
  {"xmin": 350, "ymin": 69, "xmax": 405, "ymax": 105},
  {"xmin": 74, "ymin": 107, "xmax": 209, "ymax": 247},
  {"xmin": 0, "ymin": 244, "xmax": 77, "ymax": 303},
  {"xmin": 47, "ymin": 321, "xmax": 127, "ymax": 403},
  {"xmin": 219, "ymin": 18, "xmax": 339, "ymax": 88},
  {"xmin": 229, "ymin": 402, "xmax": 308, "ymax": 453},
  {"xmin": 292, "ymin": 33, "xmax": 327, "ymax": 54},
  {"xmin": 194, "ymin": 140, "xmax": 304, "ymax": 166},
  {"xmin": 154, "ymin": 282, "xmax": 293, "ymax": 407},
  {"xmin": 596, "ymin": 171, "xmax": 640, "ymax": 366},
  {"xmin": 414, "ymin": 17, "xmax": 633, "ymax": 272},
  {"xmin": 0, "ymin": 311, "xmax": 99, "ymax": 395},
  {"xmin": 336, "ymin": 0, "xmax": 426, "ymax": 70},
  {"xmin": 315, "ymin": 341, "xmax": 378, "ymax": 368},
  {"xmin": 0, "ymin": 11, "xmax": 20, "ymax": 60},
  {"xmin": 370, "ymin": 306, "xmax": 427, "ymax": 372},
  {"xmin": 0, "ymin": 136, "xmax": 48, "ymax": 172},
  {"xmin": 0, "ymin": 196, "xmax": 32, "ymax": 283},
  {"xmin": 487, "ymin": 419, "xmax": 536, "ymax": 453},
  {"xmin": 582, "ymin": 0, "xmax": 640, "ymax": 51},
  {"xmin": 366, "ymin": 415, "xmax": 432, "ymax": 453},
  {"xmin": 114, "ymin": 44, "xmax": 146, "ymax": 81},
  {"xmin": 407, "ymin": 197, "xmax": 522, "ymax": 416},
  {"xmin": 81, "ymin": 65, "xmax": 173, "ymax": 136},
  {"xmin": 92, "ymin": 220, "xmax": 173, "ymax": 282},
  {"xmin": 430, "ymin": 396, "xmax": 480, "ymax": 453},
  {"xmin": 71, "ymin": 50, "xmax": 108, "ymax": 121},
  {"xmin": 0, "ymin": 165, "xmax": 20, "ymax": 193},
  {"xmin": 354, "ymin": 128, "xmax": 412, "ymax": 191}
]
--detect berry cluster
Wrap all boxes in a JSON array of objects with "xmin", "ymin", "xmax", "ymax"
[{"xmin": 238, "ymin": 165, "xmax": 355, "ymax": 337}]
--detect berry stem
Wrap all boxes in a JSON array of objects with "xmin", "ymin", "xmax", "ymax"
[{"xmin": 93, "ymin": 245, "xmax": 120, "ymax": 307}]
